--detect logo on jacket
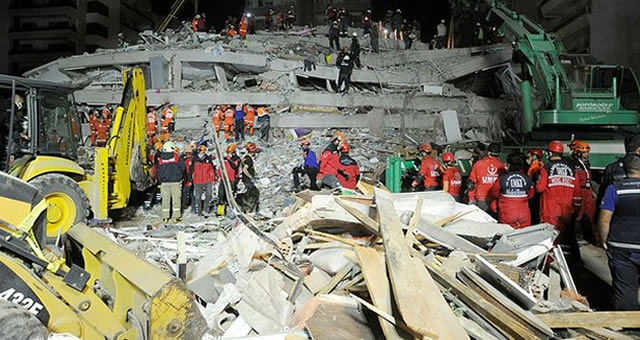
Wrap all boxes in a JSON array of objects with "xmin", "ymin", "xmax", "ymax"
[{"xmin": 481, "ymin": 164, "xmax": 499, "ymax": 184}]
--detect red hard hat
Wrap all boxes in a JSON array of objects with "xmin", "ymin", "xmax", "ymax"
[
  {"xmin": 528, "ymin": 148, "xmax": 543, "ymax": 159},
  {"xmin": 340, "ymin": 142, "xmax": 350, "ymax": 153},
  {"xmin": 419, "ymin": 143, "xmax": 432, "ymax": 153},
  {"xmin": 547, "ymin": 140, "xmax": 564, "ymax": 154},
  {"xmin": 441, "ymin": 152, "xmax": 454, "ymax": 162}
]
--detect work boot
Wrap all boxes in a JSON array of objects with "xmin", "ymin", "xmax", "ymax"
[
  {"xmin": 162, "ymin": 218, "xmax": 170, "ymax": 223},
  {"xmin": 174, "ymin": 217, "xmax": 182, "ymax": 223}
]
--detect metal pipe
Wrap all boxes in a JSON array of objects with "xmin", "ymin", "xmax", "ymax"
[{"xmin": 5, "ymin": 80, "xmax": 16, "ymax": 171}]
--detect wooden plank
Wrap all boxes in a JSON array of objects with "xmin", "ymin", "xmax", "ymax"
[
  {"xmin": 537, "ymin": 312, "xmax": 640, "ymax": 329},
  {"xmin": 412, "ymin": 248, "xmax": 539, "ymax": 340},
  {"xmin": 355, "ymin": 247, "xmax": 411, "ymax": 340},
  {"xmin": 374, "ymin": 188, "xmax": 469, "ymax": 340},
  {"xmin": 459, "ymin": 267, "xmax": 553, "ymax": 338},
  {"xmin": 307, "ymin": 229, "xmax": 360, "ymax": 247},
  {"xmin": 297, "ymin": 295, "xmax": 377, "ymax": 340},
  {"xmin": 317, "ymin": 262, "xmax": 356, "ymax": 295},
  {"xmin": 405, "ymin": 197, "xmax": 423, "ymax": 246},
  {"xmin": 335, "ymin": 197, "xmax": 379, "ymax": 235},
  {"xmin": 576, "ymin": 327, "xmax": 635, "ymax": 340}
]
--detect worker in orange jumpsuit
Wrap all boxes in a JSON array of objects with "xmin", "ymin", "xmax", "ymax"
[
  {"xmin": 192, "ymin": 14, "xmax": 204, "ymax": 32},
  {"xmin": 223, "ymin": 106, "xmax": 235, "ymax": 142},
  {"xmin": 244, "ymin": 104, "xmax": 256, "ymax": 136},
  {"xmin": 101, "ymin": 105, "xmax": 112, "ymax": 126},
  {"xmin": 239, "ymin": 15, "xmax": 249, "ymax": 38},
  {"xmin": 211, "ymin": 106, "xmax": 223, "ymax": 138},
  {"xmin": 526, "ymin": 147, "xmax": 544, "ymax": 225},
  {"xmin": 95, "ymin": 115, "xmax": 110, "ymax": 147},
  {"xmin": 468, "ymin": 142, "xmax": 506, "ymax": 212},
  {"xmin": 569, "ymin": 140, "xmax": 596, "ymax": 243},
  {"xmin": 89, "ymin": 110, "xmax": 99, "ymax": 146},
  {"xmin": 227, "ymin": 25, "xmax": 237, "ymax": 37},
  {"xmin": 536, "ymin": 140, "xmax": 581, "ymax": 263},
  {"xmin": 441, "ymin": 152, "xmax": 462, "ymax": 201},
  {"xmin": 490, "ymin": 152, "xmax": 534, "ymax": 228},
  {"xmin": 412, "ymin": 143, "xmax": 442, "ymax": 191},
  {"xmin": 160, "ymin": 104, "xmax": 174, "ymax": 142},
  {"xmin": 146, "ymin": 108, "xmax": 158, "ymax": 145}
]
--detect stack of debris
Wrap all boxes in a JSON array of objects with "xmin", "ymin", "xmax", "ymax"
[{"xmin": 105, "ymin": 185, "xmax": 640, "ymax": 339}]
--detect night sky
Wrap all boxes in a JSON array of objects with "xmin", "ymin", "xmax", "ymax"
[{"xmin": 152, "ymin": 0, "xmax": 451, "ymax": 40}]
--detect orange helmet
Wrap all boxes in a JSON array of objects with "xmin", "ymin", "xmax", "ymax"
[
  {"xmin": 547, "ymin": 140, "xmax": 564, "ymax": 154},
  {"xmin": 528, "ymin": 148, "xmax": 543, "ymax": 159},
  {"xmin": 340, "ymin": 142, "xmax": 350, "ymax": 153},
  {"xmin": 569, "ymin": 140, "xmax": 590, "ymax": 153},
  {"xmin": 227, "ymin": 143, "xmax": 237, "ymax": 153},
  {"xmin": 199, "ymin": 145, "xmax": 207, "ymax": 153},
  {"xmin": 154, "ymin": 141, "xmax": 163, "ymax": 151},
  {"xmin": 441, "ymin": 152, "xmax": 454, "ymax": 162},
  {"xmin": 333, "ymin": 130, "xmax": 345, "ymax": 141},
  {"xmin": 419, "ymin": 143, "xmax": 433, "ymax": 153},
  {"xmin": 246, "ymin": 142, "xmax": 258, "ymax": 153}
]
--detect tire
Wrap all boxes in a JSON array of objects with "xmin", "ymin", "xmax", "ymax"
[
  {"xmin": 0, "ymin": 299, "xmax": 48, "ymax": 340},
  {"xmin": 29, "ymin": 174, "xmax": 90, "ymax": 237}
]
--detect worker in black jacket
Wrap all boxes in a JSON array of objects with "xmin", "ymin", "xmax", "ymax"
[
  {"xmin": 156, "ymin": 141, "xmax": 185, "ymax": 223},
  {"xmin": 596, "ymin": 136, "xmax": 640, "ymax": 209},
  {"xmin": 335, "ymin": 48, "xmax": 354, "ymax": 93},
  {"xmin": 328, "ymin": 21, "xmax": 340, "ymax": 50}
]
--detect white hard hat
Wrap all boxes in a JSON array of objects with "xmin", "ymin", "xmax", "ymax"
[
  {"xmin": 344, "ymin": 55, "xmax": 351, "ymax": 60},
  {"xmin": 352, "ymin": 32, "xmax": 357, "ymax": 37},
  {"xmin": 163, "ymin": 141, "xmax": 176, "ymax": 152},
  {"xmin": 196, "ymin": 14, "xmax": 201, "ymax": 19}
]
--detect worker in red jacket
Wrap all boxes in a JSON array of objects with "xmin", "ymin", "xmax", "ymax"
[
  {"xmin": 468, "ymin": 143, "xmax": 506, "ymax": 211},
  {"xmin": 536, "ymin": 141, "xmax": 581, "ymax": 259},
  {"xmin": 441, "ymin": 152, "xmax": 462, "ymax": 201},
  {"xmin": 569, "ymin": 140, "xmax": 596, "ymax": 242},
  {"xmin": 317, "ymin": 131, "xmax": 344, "ymax": 189},
  {"xmin": 412, "ymin": 143, "xmax": 442, "ymax": 191},
  {"xmin": 191, "ymin": 145, "xmax": 217, "ymax": 215},
  {"xmin": 490, "ymin": 152, "xmax": 534, "ymax": 228},
  {"xmin": 336, "ymin": 143, "xmax": 360, "ymax": 190}
]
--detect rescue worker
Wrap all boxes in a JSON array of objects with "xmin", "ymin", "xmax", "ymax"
[
  {"xmin": 570, "ymin": 140, "xmax": 596, "ymax": 242},
  {"xmin": 536, "ymin": 141, "xmax": 580, "ymax": 261},
  {"xmin": 192, "ymin": 14, "xmax": 206, "ymax": 32},
  {"xmin": 490, "ymin": 152, "xmax": 534, "ymax": 228},
  {"xmin": 362, "ymin": 9, "xmax": 373, "ymax": 36},
  {"xmin": 402, "ymin": 19, "xmax": 414, "ymax": 49},
  {"xmin": 191, "ymin": 145, "xmax": 216, "ymax": 216},
  {"xmin": 226, "ymin": 25, "xmax": 237, "ymax": 38},
  {"xmin": 286, "ymin": 6, "xmax": 296, "ymax": 29},
  {"xmin": 95, "ymin": 114, "xmax": 110, "ymax": 147},
  {"xmin": 146, "ymin": 107, "xmax": 158, "ymax": 145},
  {"xmin": 156, "ymin": 141, "xmax": 185, "ymax": 223},
  {"xmin": 182, "ymin": 146, "xmax": 193, "ymax": 211},
  {"xmin": 89, "ymin": 110, "xmax": 99, "ymax": 146},
  {"xmin": 350, "ymin": 32, "xmax": 362, "ymax": 68},
  {"xmin": 335, "ymin": 48, "xmax": 354, "ymax": 93},
  {"xmin": 211, "ymin": 106, "xmax": 223, "ymax": 138},
  {"xmin": 329, "ymin": 21, "xmax": 340, "ymax": 50},
  {"xmin": 244, "ymin": 104, "xmax": 256, "ymax": 136},
  {"xmin": 256, "ymin": 106, "xmax": 270, "ymax": 142},
  {"xmin": 412, "ymin": 143, "xmax": 442, "ymax": 191},
  {"xmin": 597, "ymin": 136, "xmax": 640, "ymax": 208},
  {"xmin": 239, "ymin": 14, "xmax": 249, "ymax": 38},
  {"xmin": 441, "ymin": 152, "xmax": 462, "ymax": 201},
  {"xmin": 598, "ymin": 153, "xmax": 640, "ymax": 310},
  {"xmin": 265, "ymin": 9, "xmax": 274, "ymax": 31},
  {"xmin": 391, "ymin": 9, "xmax": 403, "ymax": 39},
  {"xmin": 336, "ymin": 142, "xmax": 360, "ymax": 190},
  {"xmin": 436, "ymin": 19, "xmax": 447, "ymax": 48},
  {"xmin": 468, "ymin": 142, "xmax": 506, "ymax": 212},
  {"xmin": 101, "ymin": 105, "xmax": 112, "ymax": 126},
  {"xmin": 218, "ymin": 143, "xmax": 241, "ymax": 214},
  {"xmin": 338, "ymin": 8, "xmax": 349, "ymax": 36},
  {"xmin": 527, "ymin": 147, "xmax": 544, "ymax": 225},
  {"xmin": 474, "ymin": 22, "xmax": 484, "ymax": 46},
  {"xmin": 223, "ymin": 106, "xmax": 235, "ymax": 142},
  {"xmin": 292, "ymin": 138, "xmax": 319, "ymax": 191},
  {"xmin": 317, "ymin": 131, "xmax": 344, "ymax": 189},
  {"xmin": 239, "ymin": 142, "xmax": 260, "ymax": 213},
  {"xmin": 276, "ymin": 12, "xmax": 284, "ymax": 31},
  {"xmin": 370, "ymin": 22, "xmax": 379, "ymax": 53},
  {"xmin": 144, "ymin": 141, "xmax": 163, "ymax": 210},
  {"xmin": 160, "ymin": 103, "xmax": 175, "ymax": 142},
  {"xmin": 234, "ymin": 104, "xmax": 245, "ymax": 142}
]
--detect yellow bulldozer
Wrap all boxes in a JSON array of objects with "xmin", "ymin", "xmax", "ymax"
[
  {"xmin": 0, "ymin": 170, "xmax": 206, "ymax": 339},
  {"xmin": 1, "ymin": 68, "xmax": 153, "ymax": 237}
]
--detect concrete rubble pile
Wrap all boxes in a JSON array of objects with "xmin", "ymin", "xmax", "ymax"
[
  {"xmin": 25, "ymin": 25, "xmax": 516, "ymax": 141},
  {"xmin": 100, "ymin": 178, "xmax": 637, "ymax": 339}
]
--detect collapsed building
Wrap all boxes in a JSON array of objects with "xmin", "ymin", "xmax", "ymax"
[{"xmin": 24, "ymin": 24, "xmax": 516, "ymax": 143}]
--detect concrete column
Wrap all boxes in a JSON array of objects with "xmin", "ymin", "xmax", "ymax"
[
  {"xmin": 171, "ymin": 56, "xmax": 182, "ymax": 89},
  {"xmin": 368, "ymin": 109, "xmax": 385, "ymax": 136},
  {"xmin": 214, "ymin": 64, "xmax": 229, "ymax": 90}
]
